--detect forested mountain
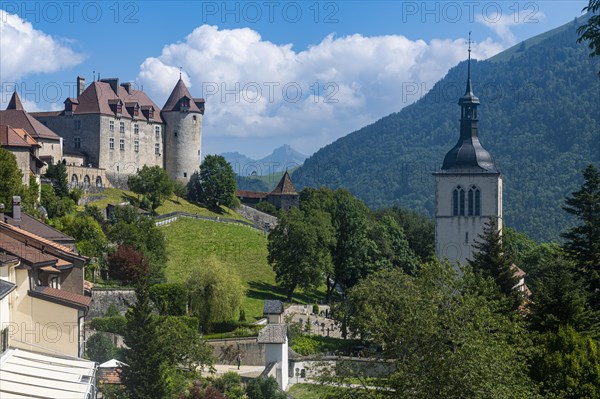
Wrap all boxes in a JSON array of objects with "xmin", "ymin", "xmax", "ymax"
[{"xmin": 292, "ymin": 16, "xmax": 600, "ymax": 242}]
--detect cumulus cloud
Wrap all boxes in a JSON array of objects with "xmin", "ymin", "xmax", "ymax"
[
  {"xmin": 0, "ymin": 10, "xmax": 84, "ymax": 81},
  {"xmin": 137, "ymin": 25, "xmax": 506, "ymax": 156}
]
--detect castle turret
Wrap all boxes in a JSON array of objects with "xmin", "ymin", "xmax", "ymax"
[{"xmin": 161, "ymin": 78, "xmax": 205, "ymax": 182}]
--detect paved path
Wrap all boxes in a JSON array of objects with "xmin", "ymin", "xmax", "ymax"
[{"xmin": 207, "ymin": 364, "xmax": 265, "ymax": 378}]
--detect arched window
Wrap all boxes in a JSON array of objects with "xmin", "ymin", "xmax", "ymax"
[
  {"xmin": 71, "ymin": 174, "xmax": 78, "ymax": 187},
  {"xmin": 468, "ymin": 185, "xmax": 481, "ymax": 216},
  {"xmin": 96, "ymin": 176, "xmax": 103, "ymax": 188},
  {"xmin": 83, "ymin": 175, "xmax": 90, "ymax": 187},
  {"xmin": 453, "ymin": 186, "xmax": 465, "ymax": 216}
]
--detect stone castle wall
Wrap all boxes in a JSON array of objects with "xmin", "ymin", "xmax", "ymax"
[
  {"xmin": 88, "ymin": 288, "xmax": 136, "ymax": 319},
  {"xmin": 163, "ymin": 111, "xmax": 202, "ymax": 182}
]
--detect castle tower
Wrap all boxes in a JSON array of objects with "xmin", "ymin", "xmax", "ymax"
[
  {"xmin": 434, "ymin": 39, "xmax": 502, "ymax": 266},
  {"xmin": 162, "ymin": 78, "xmax": 205, "ymax": 182}
]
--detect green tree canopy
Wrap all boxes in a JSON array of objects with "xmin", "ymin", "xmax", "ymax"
[
  {"xmin": 578, "ymin": 0, "xmax": 600, "ymax": 75},
  {"xmin": 128, "ymin": 165, "xmax": 174, "ymax": 211},
  {"xmin": 336, "ymin": 263, "xmax": 537, "ymax": 399},
  {"xmin": 0, "ymin": 148, "xmax": 24, "ymax": 211},
  {"xmin": 268, "ymin": 207, "xmax": 335, "ymax": 301},
  {"xmin": 561, "ymin": 164, "xmax": 600, "ymax": 307},
  {"xmin": 45, "ymin": 161, "xmax": 70, "ymax": 198},
  {"xmin": 188, "ymin": 155, "xmax": 238, "ymax": 211},
  {"xmin": 186, "ymin": 256, "xmax": 245, "ymax": 332},
  {"xmin": 468, "ymin": 218, "xmax": 521, "ymax": 309}
]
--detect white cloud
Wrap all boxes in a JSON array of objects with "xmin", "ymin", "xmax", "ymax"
[
  {"xmin": 137, "ymin": 25, "xmax": 506, "ymax": 156},
  {"xmin": 0, "ymin": 10, "xmax": 84, "ymax": 81},
  {"xmin": 477, "ymin": 10, "xmax": 546, "ymax": 46}
]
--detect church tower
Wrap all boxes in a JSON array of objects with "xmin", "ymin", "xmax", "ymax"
[
  {"xmin": 162, "ymin": 78, "xmax": 205, "ymax": 182},
  {"xmin": 434, "ymin": 38, "xmax": 502, "ymax": 266}
]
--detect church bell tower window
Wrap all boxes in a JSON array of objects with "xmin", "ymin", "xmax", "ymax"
[{"xmin": 453, "ymin": 186, "xmax": 466, "ymax": 216}]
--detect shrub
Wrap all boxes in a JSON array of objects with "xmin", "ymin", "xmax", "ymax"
[
  {"xmin": 91, "ymin": 316, "xmax": 127, "ymax": 335},
  {"xmin": 107, "ymin": 245, "xmax": 150, "ymax": 283},
  {"xmin": 312, "ymin": 303, "xmax": 319, "ymax": 315},
  {"xmin": 149, "ymin": 283, "xmax": 188, "ymax": 316},
  {"xmin": 105, "ymin": 304, "xmax": 121, "ymax": 317},
  {"xmin": 86, "ymin": 332, "xmax": 117, "ymax": 363},
  {"xmin": 246, "ymin": 376, "xmax": 287, "ymax": 399}
]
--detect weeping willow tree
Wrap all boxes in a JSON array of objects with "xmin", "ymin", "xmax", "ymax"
[{"xmin": 186, "ymin": 256, "xmax": 245, "ymax": 333}]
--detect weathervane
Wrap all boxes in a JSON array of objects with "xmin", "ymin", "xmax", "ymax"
[
  {"xmin": 466, "ymin": 31, "xmax": 474, "ymax": 60},
  {"xmin": 179, "ymin": 66, "xmax": 183, "ymax": 79}
]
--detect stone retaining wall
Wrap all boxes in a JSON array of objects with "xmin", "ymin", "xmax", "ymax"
[{"xmin": 88, "ymin": 288, "xmax": 136, "ymax": 319}]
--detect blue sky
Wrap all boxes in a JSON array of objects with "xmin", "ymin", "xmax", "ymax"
[{"xmin": 0, "ymin": 1, "xmax": 589, "ymax": 159}]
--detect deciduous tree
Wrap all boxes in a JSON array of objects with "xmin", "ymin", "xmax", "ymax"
[
  {"xmin": 188, "ymin": 155, "xmax": 238, "ymax": 211},
  {"xmin": 578, "ymin": 0, "xmax": 600, "ymax": 75},
  {"xmin": 0, "ymin": 148, "xmax": 24, "ymax": 211},
  {"xmin": 268, "ymin": 207, "xmax": 335, "ymax": 301},
  {"xmin": 128, "ymin": 165, "xmax": 174, "ymax": 211},
  {"xmin": 186, "ymin": 256, "xmax": 245, "ymax": 332}
]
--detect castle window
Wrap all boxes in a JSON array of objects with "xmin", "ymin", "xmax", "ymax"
[
  {"xmin": 120, "ymin": 122, "xmax": 125, "ymax": 135},
  {"xmin": 134, "ymin": 140, "xmax": 139, "ymax": 152},
  {"xmin": 109, "ymin": 120, "xmax": 115, "ymax": 132},
  {"xmin": 468, "ymin": 185, "xmax": 481, "ymax": 216},
  {"xmin": 119, "ymin": 138, "xmax": 125, "ymax": 151},
  {"xmin": 155, "ymin": 143, "xmax": 160, "ymax": 155},
  {"xmin": 193, "ymin": 115, "xmax": 197, "ymax": 124},
  {"xmin": 174, "ymin": 131, "xmax": 178, "ymax": 137},
  {"xmin": 183, "ymin": 172, "xmax": 187, "ymax": 178},
  {"xmin": 155, "ymin": 126, "xmax": 160, "ymax": 140},
  {"xmin": 74, "ymin": 120, "xmax": 81, "ymax": 130},
  {"xmin": 453, "ymin": 186, "xmax": 465, "ymax": 216},
  {"xmin": 109, "ymin": 138, "xmax": 115, "ymax": 150},
  {"xmin": 134, "ymin": 124, "xmax": 139, "ymax": 135},
  {"xmin": 74, "ymin": 137, "xmax": 81, "ymax": 149}
]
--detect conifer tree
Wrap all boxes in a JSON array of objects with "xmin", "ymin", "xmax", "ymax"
[
  {"xmin": 468, "ymin": 218, "xmax": 520, "ymax": 304},
  {"xmin": 121, "ymin": 277, "xmax": 169, "ymax": 399},
  {"xmin": 561, "ymin": 164, "xmax": 600, "ymax": 306}
]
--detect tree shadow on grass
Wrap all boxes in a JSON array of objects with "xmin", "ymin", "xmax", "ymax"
[{"xmin": 246, "ymin": 281, "xmax": 324, "ymax": 305}]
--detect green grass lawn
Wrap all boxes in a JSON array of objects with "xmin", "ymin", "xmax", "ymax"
[
  {"xmin": 288, "ymin": 384, "xmax": 350, "ymax": 399},
  {"xmin": 161, "ymin": 218, "xmax": 323, "ymax": 320},
  {"xmin": 81, "ymin": 188, "xmax": 243, "ymax": 220}
]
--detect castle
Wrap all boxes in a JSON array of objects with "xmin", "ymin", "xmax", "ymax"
[{"xmin": 32, "ymin": 76, "xmax": 204, "ymax": 185}]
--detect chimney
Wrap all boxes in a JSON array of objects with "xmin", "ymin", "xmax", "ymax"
[
  {"xmin": 77, "ymin": 76, "xmax": 86, "ymax": 96},
  {"xmin": 100, "ymin": 78, "xmax": 120, "ymax": 95},
  {"xmin": 121, "ymin": 82, "xmax": 133, "ymax": 94},
  {"xmin": 0, "ymin": 203, "xmax": 4, "ymax": 222},
  {"xmin": 12, "ymin": 196, "xmax": 21, "ymax": 223}
]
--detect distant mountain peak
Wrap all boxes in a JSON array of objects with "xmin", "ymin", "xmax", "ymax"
[{"xmin": 221, "ymin": 145, "xmax": 308, "ymax": 176}]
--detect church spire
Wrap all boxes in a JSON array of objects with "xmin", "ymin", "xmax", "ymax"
[{"xmin": 440, "ymin": 33, "xmax": 496, "ymax": 172}]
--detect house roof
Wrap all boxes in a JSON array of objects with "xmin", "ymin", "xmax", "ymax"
[
  {"xmin": 0, "ymin": 125, "xmax": 39, "ymax": 148},
  {"xmin": 0, "ymin": 279, "xmax": 16, "ymax": 300},
  {"xmin": 269, "ymin": 171, "xmax": 297, "ymax": 196},
  {"xmin": 0, "ymin": 220, "xmax": 79, "ymax": 255},
  {"xmin": 1, "ymin": 93, "xmax": 62, "ymax": 141},
  {"xmin": 162, "ymin": 78, "xmax": 203, "ymax": 113},
  {"xmin": 257, "ymin": 324, "xmax": 287, "ymax": 344},
  {"xmin": 0, "ymin": 347, "xmax": 96, "ymax": 399},
  {"xmin": 236, "ymin": 190, "xmax": 268, "ymax": 199},
  {"xmin": 0, "ymin": 231, "xmax": 58, "ymax": 266},
  {"xmin": 4, "ymin": 213, "xmax": 75, "ymax": 245},
  {"xmin": 263, "ymin": 300, "xmax": 284, "ymax": 315},
  {"xmin": 30, "ymin": 286, "xmax": 92, "ymax": 310}
]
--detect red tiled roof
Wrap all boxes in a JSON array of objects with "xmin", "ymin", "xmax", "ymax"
[
  {"xmin": 269, "ymin": 171, "xmax": 297, "ymax": 195},
  {"xmin": 511, "ymin": 264, "xmax": 526, "ymax": 278},
  {"xmin": 31, "ymin": 286, "xmax": 92, "ymax": 309},
  {"xmin": 236, "ymin": 190, "xmax": 268, "ymax": 199},
  {"xmin": 98, "ymin": 368, "xmax": 122, "ymax": 384},
  {"xmin": 1, "ymin": 95, "xmax": 62, "ymax": 141},
  {"xmin": 162, "ymin": 79, "xmax": 203, "ymax": 113},
  {"xmin": 0, "ymin": 125, "xmax": 32, "ymax": 148}
]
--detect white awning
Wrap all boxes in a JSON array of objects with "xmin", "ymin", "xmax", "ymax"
[{"xmin": 0, "ymin": 348, "xmax": 96, "ymax": 399}]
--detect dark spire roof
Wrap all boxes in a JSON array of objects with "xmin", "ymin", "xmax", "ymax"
[
  {"xmin": 162, "ymin": 78, "xmax": 202, "ymax": 113},
  {"xmin": 6, "ymin": 92, "xmax": 24, "ymax": 111},
  {"xmin": 441, "ymin": 35, "xmax": 497, "ymax": 173},
  {"xmin": 269, "ymin": 171, "xmax": 297, "ymax": 195}
]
